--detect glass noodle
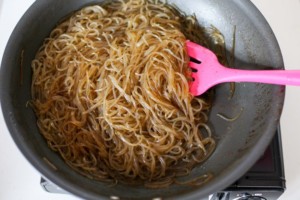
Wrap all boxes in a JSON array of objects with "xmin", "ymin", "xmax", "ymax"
[{"xmin": 30, "ymin": 0, "xmax": 225, "ymax": 187}]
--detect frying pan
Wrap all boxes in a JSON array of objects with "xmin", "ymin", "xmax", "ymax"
[{"xmin": 0, "ymin": 0, "xmax": 284, "ymax": 199}]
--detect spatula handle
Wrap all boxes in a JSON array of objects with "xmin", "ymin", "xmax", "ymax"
[{"xmin": 220, "ymin": 68, "xmax": 300, "ymax": 86}]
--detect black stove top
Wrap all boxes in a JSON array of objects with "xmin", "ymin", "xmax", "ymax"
[
  {"xmin": 210, "ymin": 126, "xmax": 286, "ymax": 200},
  {"xmin": 41, "ymin": 127, "xmax": 285, "ymax": 200}
]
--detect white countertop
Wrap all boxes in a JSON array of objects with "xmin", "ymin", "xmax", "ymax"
[{"xmin": 1, "ymin": 0, "xmax": 300, "ymax": 199}]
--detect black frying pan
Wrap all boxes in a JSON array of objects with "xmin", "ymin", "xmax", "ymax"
[{"xmin": 0, "ymin": 0, "xmax": 284, "ymax": 199}]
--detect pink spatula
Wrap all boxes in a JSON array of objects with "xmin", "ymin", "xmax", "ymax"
[{"xmin": 187, "ymin": 40, "xmax": 300, "ymax": 96}]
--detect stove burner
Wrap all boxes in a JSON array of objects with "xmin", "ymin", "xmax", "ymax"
[{"xmin": 41, "ymin": 127, "xmax": 285, "ymax": 200}]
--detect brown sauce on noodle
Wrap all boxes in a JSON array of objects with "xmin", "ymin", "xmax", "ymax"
[{"xmin": 31, "ymin": 0, "xmax": 218, "ymax": 187}]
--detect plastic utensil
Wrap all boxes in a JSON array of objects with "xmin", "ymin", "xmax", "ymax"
[{"xmin": 187, "ymin": 40, "xmax": 300, "ymax": 96}]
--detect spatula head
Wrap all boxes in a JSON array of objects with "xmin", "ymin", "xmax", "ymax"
[{"xmin": 186, "ymin": 40, "xmax": 221, "ymax": 96}]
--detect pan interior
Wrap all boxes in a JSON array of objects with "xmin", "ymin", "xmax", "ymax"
[{"xmin": 0, "ymin": 0, "xmax": 284, "ymax": 199}]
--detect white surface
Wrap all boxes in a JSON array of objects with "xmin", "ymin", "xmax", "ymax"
[{"xmin": 0, "ymin": 0, "xmax": 300, "ymax": 199}]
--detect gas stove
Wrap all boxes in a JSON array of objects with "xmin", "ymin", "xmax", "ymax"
[{"xmin": 41, "ymin": 126, "xmax": 285, "ymax": 200}]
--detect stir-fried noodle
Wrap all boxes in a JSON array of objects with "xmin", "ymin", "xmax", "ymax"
[{"xmin": 31, "ymin": 0, "xmax": 216, "ymax": 187}]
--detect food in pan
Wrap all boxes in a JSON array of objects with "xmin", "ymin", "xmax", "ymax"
[{"xmin": 31, "ymin": 0, "xmax": 228, "ymax": 187}]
